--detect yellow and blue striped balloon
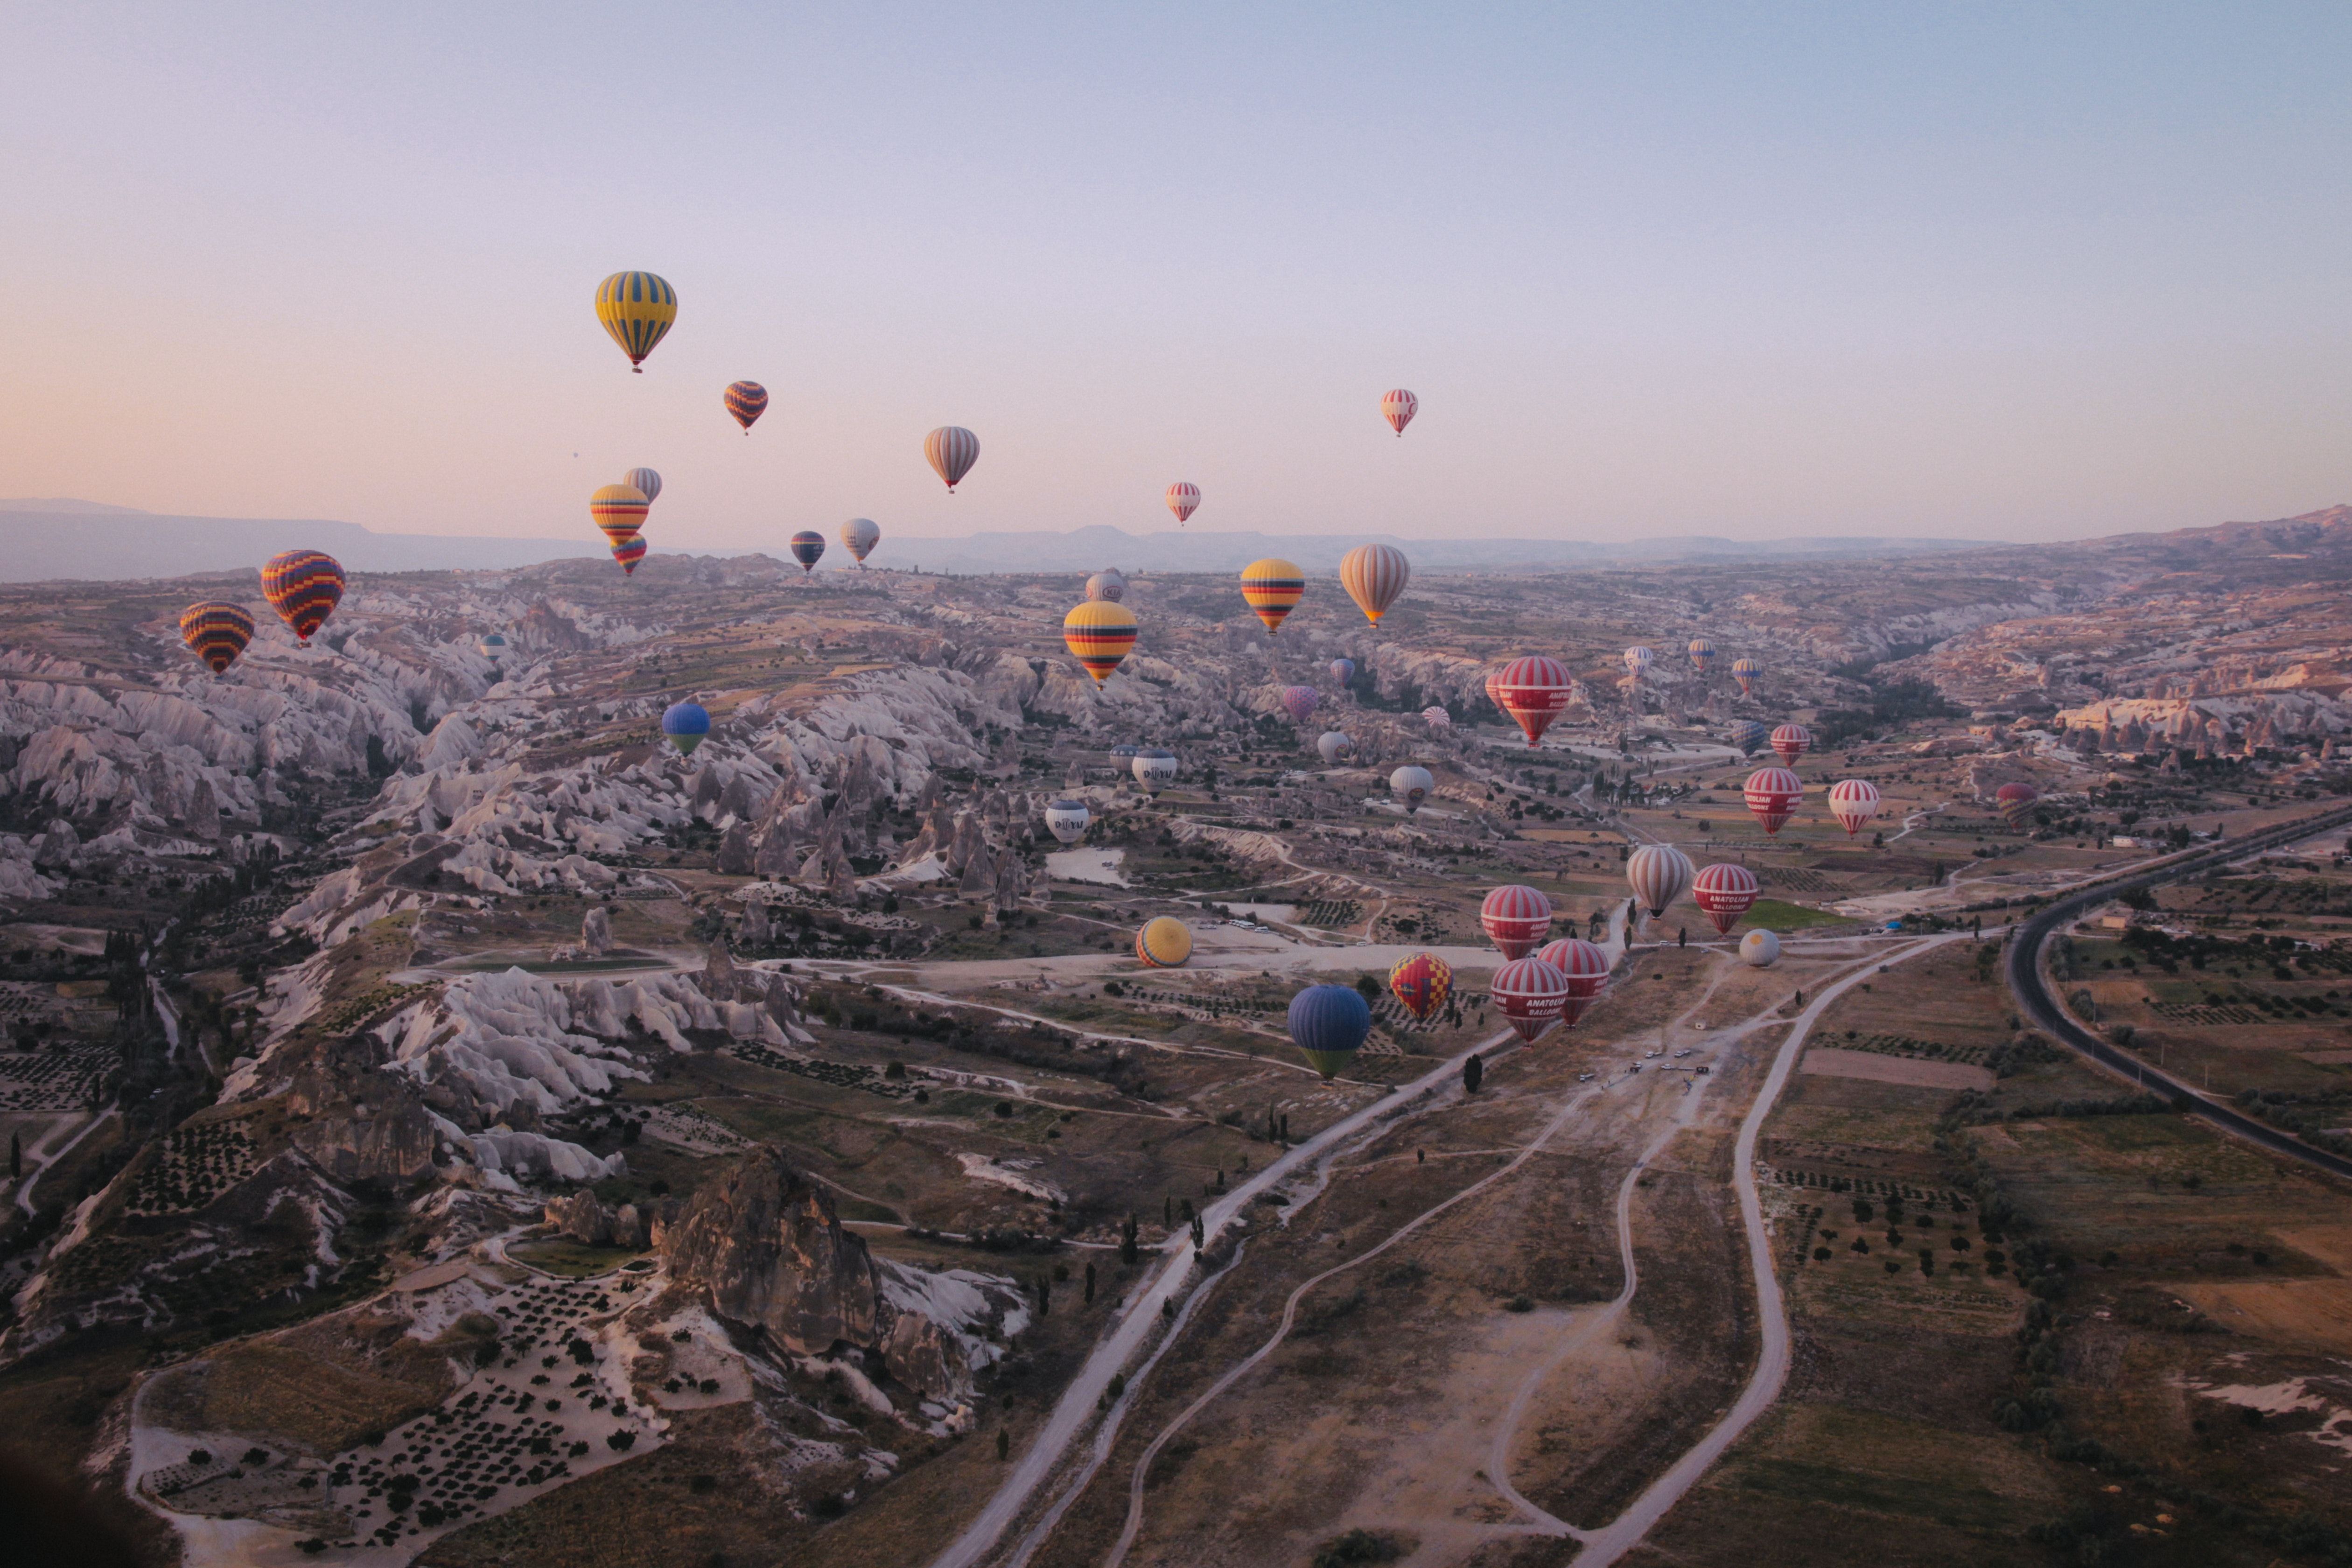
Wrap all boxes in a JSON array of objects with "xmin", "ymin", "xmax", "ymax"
[
  {"xmin": 1063, "ymin": 600, "xmax": 1137, "ymax": 686},
  {"xmin": 1239, "ymin": 557, "xmax": 1305, "ymax": 634},
  {"xmin": 595, "ymin": 272, "xmax": 677, "ymax": 371}
]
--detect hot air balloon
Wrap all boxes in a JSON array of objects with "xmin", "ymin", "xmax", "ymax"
[
  {"xmin": 1770, "ymin": 723, "xmax": 1812, "ymax": 765},
  {"xmin": 1389, "ymin": 765, "xmax": 1434, "ymax": 813},
  {"xmin": 1731, "ymin": 719, "xmax": 1769, "ymax": 757},
  {"xmin": 1688, "ymin": 637, "xmax": 1717, "ymax": 673},
  {"xmin": 724, "ymin": 381, "xmax": 768, "ymax": 433},
  {"xmin": 1996, "ymin": 783, "xmax": 2039, "ymax": 828},
  {"xmin": 1740, "ymin": 930, "xmax": 1780, "ymax": 968},
  {"xmin": 1827, "ymin": 779, "xmax": 1882, "ymax": 838},
  {"xmin": 1491, "ymin": 957, "xmax": 1570, "ymax": 1042},
  {"xmin": 1483, "ymin": 666, "xmax": 1505, "ymax": 712},
  {"xmin": 1166, "ymin": 482, "xmax": 1200, "ymax": 524},
  {"xmin": 1132, "ymin": 749, "xmax": 1178, "ymax": 794},
  {"xmin": 623, "ymin": 467, "xmax": 663, "ymax": 505},
  {"xmin": 1489, "ymin": 656, "xmax": 1573, "ymax": 749},
  {"xmin": 1110, "ymin": 743, "xmax": 1141, "ymax": 761},
  {"xmin": 1330, "ymin": 658, "xmax": 1355, "ymax": 686},
  {"xmin": 1480, "ymin": 884, "xmax": 1554, "ymax": 959},
  {"xmin": 1744, "ymin": 767, "xmax": 1804, "ymax": 835},
  {"xmin": 1534, "ymin": 938, "xmax": 1611, "ymax": 1026},
  {"xmin": 1085, "ymin": 569, "xmax": 1127, "ymax": 603},
  {"xmin": 180, "ymin": 602, "xmax": 254, "ymax": 674},
  {"xmin": 260, "ymin": 550, "xmax": 346, "ymax": 645},
  {"xmin": 594, "ymin": 271, "xmax": 676, "ymax": 371},
  {"xmin": 1044, "ymin": 799, "xmax": 1091, "ymax": 846},
  {"xmin": 1731, "ymin": 656, "xmax": 1763, "ymax": 697},
  {"xmin": 841, "ymin": 518, "xmax": 880, "ymax": 565},
  {"xmin": 612, "ymin": 535, "xmax": 648, "ymax": 575},
  {"xmin": 477, "ymin": 632, "xmax": 508, "ymax": 663},
  {"xmin": 1289, "ymin": 984, "xmax": 1371, "ymax": 1078},
  {"xmin": 926, "ymin": 426, "xmax": 980, "ymax": 491},
  {"xmin": 1691, "ymin": 863, "xmax": 1760, "ymax": 935},
  {"xmin": 1387, "ymin": 953, "xmax": 1454, "ymax": 1023},
  {"xmin": 1339, "ymin": 543, "xmax": 1410, "ymax": 625},
  {"xmin": 1239, "ymin": 559, "xmax": 1305, "ymax": 634},
  {"xmin": 1626, "ymin": 843, "xmax": 1695, "ymax": 917},
  {"xmin": 590, "ymin": 483, "xmax": 650, "ymax": 546},
  {"xmin": 661, "ymin": 701, "xmax": 711, "ymax": 756},
  {"xmin": 1422, "ymin": 706, "xmax": 1451, "ymax": 731},
  {"xmin": 1135, "ymin": 916, "xmax": 1192, "ymax": 968},
  {"xmin": 1280, "ymin": 686, "xmax": 1320, "ymax": 724},
  {"xmin": 1623, "ymin": 645, "xmax": 1654, "ymax": 679},
  {"xmin": 789, "ymin": 531, "xmax": 826, "ymax": 573},
  {"xmin": 1063, "ymin": 601, "xmax": 1137, "ymax": 686},
  {"xmin": 1316, "ymin": 731, "xmax": 1354, "ymax": 765},
  {"xmin": 1380, "ymin": 388, "xmax": 1418, "ymax": 436}
]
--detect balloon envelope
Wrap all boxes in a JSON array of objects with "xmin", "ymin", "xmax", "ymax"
[
  {"xmin": 1691, "ymin": 862, "xmax": 1760, "ymax": 935},
  {"xmin": 595, "ymin": 271, "xmax": 676, "ymax": 370},
  {"xmin": 1389, "ymin": 765, "xmax": 1434, "ymax": 813},
  {"xmin": 1731, "ymin": 656, "xmax": 1763, "ymax": 695},
  {"xmin": 1132, "ymin": 749, "xmax": 1178, "ymax": 793},
  {"xmin": 789, "ymin": 531, "xmax": 826, "ymax": 573},
  {"xmin": 1421, "ymin": 706, "xmax": 1451, "ymax": 730},
  {"xmin": 1491, "ymin": 957, "xmax": 1569, "ymax": 1042},
  {"xmin": 1623, "ymin": 646, "xmax": 1654, "ymax": 678},
  {"xmin": 724, "ymin": 381, "xmax": 768, "ymax": 432},
  {"xmin": 1534, "ymin": 938, "xmax": 1611, "ymax": 1026},
  {"xmin": 1687, "ymin": 637, "xmax": 1717, "ymax": 672},
  {"xmin": 1330, "ymin": 658, "xmax": 1356, "ymax": 685},
  {"xmin": 1996, "ymin": 783, "xmax": 2039, "ymax": 826},
  {"xmin": 590, "ymin": 484, "xmax": 650, "ymax": 545},
  {"xmin": 926, "ymin": 426, "xmax": 980, "ymax": 490},
  {"xmin": 1626, "ymin": 843, "xmax": 1694, "ymax": 917},
  {"xmin": 1316, "ymin": 731, "xmax": 1354, "ymax": 765},
  {"xmin": 180, "ymin": 602, "xmax": 254, "ymax": 674},
  {"xmin": 1280, "ymin": 685, "xmax": 1320, "ymax": 724},
  {"xmin": 1380, "ymin": 388, "xmax": 1418, "ymax": 435},
  {"xmin": 1480, "ymin": 884, "xmax": 1554, "ymax": 959},
  {"xmin": 1166, "ymin": 482, "xmax": 1200, "ymax": 524},
  {"xmin": 477, "ymin": 632, "xmax": 507, "ymax": 660},
  {"xmin": 260, "ymin": 550, "xmax": 346, "ymax": 645},
  {"xmin": 1744, "ymin": 768, "xmax": 1804, "ymax": 835},
  {"xmin": 612, "ymin": 535, "xmax": 647, "ymax": 574},
  {"xmin": 661, "ymin": 701, "xmax": 711, "ymax": 756},
  {"xmin": 1044, "ymin": 799, "xmax": 1091, "ymax": 845},
  {"xmin": 1135, "ymin": 916, "xmax": 1192, "ymax": 968},
  {"xmin": 1828, "ymin": 779, "xmax": 1882, "ymax": 837},
  {"xmin": 1239, "ymin": 559, "xmax": 1305, "ymax": 634},
  {"xmin": 1085, "ymin": 569, "xmax": 1127, "ymax": 603},
  {"xmin": 1731, "ymin": 719, "xmax": 1769, "ymax": 756},
  {"xmin": 1741, "ymin": 929, "xmax": 1781, "ymax": 968},
  {"xmin": 1387, "ymin": 953, "xmax": 1454, "ymax": 1023},
  {"xmin": 841, "ymin": 518, "xmax": 880, "ymax": 562},
  {"xmin": 623, "ymin": 467, "xmax": 663, "ymax": 505},
  {"xmin": 1288, "ymin": 984, "xmax": 1371, "ymax": 1078},
  {"xmin": 1339, "ymin": 543, "xmax": 1410, "ymax": 624},
  {"xmin": 1490, "ymin": 656, "xmax": 1573, "ymax": 748},
  {"xmin": 1770, "ymin": 724, "xmax": 1812, "ymax": 764},
  {"xmin": 1063, "ymin": 601, "xmax": 1138, "ymax": 686}
]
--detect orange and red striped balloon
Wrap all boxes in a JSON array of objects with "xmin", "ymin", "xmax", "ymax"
[
  {"xmin": 1063, "ymin": 601, "xmax": 1137, "ymax": 686},
  {"xmin": 260, "ymin": 550, "xmax": 346, "ymax": 645},
  {"xmin": 1239, "ymin": 558, "xmax": 1305, "ymax": 634},
  {"xmin": 180, "ymin": 602, "xmax": 255, "ymax": 674}
]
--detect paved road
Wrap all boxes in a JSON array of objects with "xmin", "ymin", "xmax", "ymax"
[
  {"xmin": 925, "ymin": 1029, "xmax": 1515, "ymax": 1568},
  {"xmin": 2006, "ymin": 800, "xmax": 2352, "ymax": 1183}
]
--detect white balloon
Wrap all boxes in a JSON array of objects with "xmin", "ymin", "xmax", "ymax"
[{"xmin": 1740, "ymin": 929, "xmax": 1781, "ymax": 968}]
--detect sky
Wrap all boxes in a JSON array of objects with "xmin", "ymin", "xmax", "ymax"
[{"xmin": 2, "ymin": 3, "xmax": 2349, "ymax": 548}]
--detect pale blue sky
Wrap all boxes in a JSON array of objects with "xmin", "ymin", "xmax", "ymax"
[{"xmin": 3, "ymin": 3, "xmax": 2347, "ymax": 546}]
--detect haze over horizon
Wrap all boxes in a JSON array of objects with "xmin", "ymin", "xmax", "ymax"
[{"xmin": 4, "ymin": 5, "xmax": 2348, "ymax": 549}]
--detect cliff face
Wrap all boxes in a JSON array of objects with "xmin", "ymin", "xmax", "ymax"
[{"xmin": 658, "ymin": 1148, "xmax": 882, "ymax": 1355}]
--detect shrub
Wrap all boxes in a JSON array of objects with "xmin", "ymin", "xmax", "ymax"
[{"xmin": 1313, "ymin": 1530, "xmax": 1406, "ymax": 1567}]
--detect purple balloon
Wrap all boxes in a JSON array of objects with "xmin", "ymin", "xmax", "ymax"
[{"xmin": 1281, "ymin": 685, "xmax": 1320, "ymax": 723}]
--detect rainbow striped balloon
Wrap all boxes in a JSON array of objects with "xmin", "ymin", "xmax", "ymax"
[
  {"xmin": 1239, "ymin": 557, "xmax": 1305, "ymax": 634},
  {"xmin": 179, "ymin": 602, "xmax": 255, "ymax": 674},
  {"xmin": 611, "ymin": 534, "xmax": 647, "ymax": 575},
  {"xmin": 1062, "ymin": 600, "xmax": 1137, "ymax": 686},
  {"xmin": 594, "ymin": 271, "xmax": 676, "ymax": 371},
  {"xmin": 260, "ymin": 550, "xmax": 346, "ymax": 645},
  {"xmin": 724, "ymin": 381, "xmax": 768, "ymax": 433},
  {"xmin": 590, "ymin": 484, "xmax": 650, "ymax": 545},
  {"xmin": 926, "ymin": 426, "xmax": 981, "ymax": 491},
  {"xmin": 1339, "ymin": 542, "xmax": 1410, "ymax": 625}
]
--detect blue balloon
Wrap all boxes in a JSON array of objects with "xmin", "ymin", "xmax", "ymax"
[
  {"xmin": 1288, "ymin": 984, "xmax": 1372, "ymax": 1079},
  {"xmin": 1731, "ymin": 719, "xmax": 1768, "ymax": 756},
  {"xmin": 661, "ymin": 701, "xmax": 711, "ymax": 756},
  {"xmin": 1330, "ymin": 658, "xmax": 1356, "ymax": 685}
]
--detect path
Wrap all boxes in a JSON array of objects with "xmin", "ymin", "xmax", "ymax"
[
  {"xmin": 14, "ymin": 1107, "xmax": 115, "ymax": 1217},
  {"xmin": 924, "ymin": 1028, "xmax": 1517, "ymax": 1568}
]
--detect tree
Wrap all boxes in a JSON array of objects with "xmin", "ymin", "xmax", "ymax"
[
  {"xmin": 1190, "ymin": 1214, "xmax": 1205, "ymax": 1249},
  {"xmin": 1120, "ymin": 1213, "xmax": 1139, "ymax": 1267},
  {"xmin": 1463, "ymin": 1054, "xmax": 1484, "ymax": 1094},
  {"xmin": 1084, "ymin": 1262, "xmax": 1097, "ymax": 1304},
  {"xmin": 1354, "ymin": 973, "xmax": 1380, "ymax": 1000},
  {"xmin": 995, "ymin": 1428, "xmax": 1010, "ymax": 1462}
]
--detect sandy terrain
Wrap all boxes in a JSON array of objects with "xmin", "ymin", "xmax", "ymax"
[{"xmin": 1799, "ymin": 1048, "xmax": 1993, "ymax": 1092}]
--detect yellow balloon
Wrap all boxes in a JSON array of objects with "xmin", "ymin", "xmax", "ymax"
[{"xmin": 595, "ymin": 272, "xmax": 677, "ymax": 371}]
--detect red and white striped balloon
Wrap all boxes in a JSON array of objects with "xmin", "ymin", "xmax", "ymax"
[
  {"xmin": 1480, "ymin": 884, "xmax": 1555, "ymax": 959},
  {"xmin": 1490, "ymin": 956, "xmax": 1569, "ymax": 1042},
  {"xmin": 1381, "ymin": 388, "xmax": 1419, "ymax": 435},
  {"xmin": 1625, "ymin": 843, "xmax": 1694, "ymax": 917},
  {"xmin": 1166, "ymin": 482, "xmax": 1200, "ymax": 524},
  {"xmin": 1535, "ymin": 938, "xmax": 1611, "ymax": 1026},
  {"xmin": 1744, "ymin": 767, "xmax": 1804, "ymax": 836},
  {"xmin": 1827, "ymin": 778, "xmax": 1882, "ymax": 838},
  {"xmin": 1691, "ymin": 862, "xmax": 1760, "ymax": 935},
  {"xmin": 1488, "ymin": 655, "xmax": 1574, "ymax": 749},
  {"xmin": 1770, "ymin": 723, "xmax": 1812, "ymax": 765}
]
